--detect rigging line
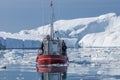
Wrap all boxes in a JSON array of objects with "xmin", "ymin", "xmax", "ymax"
[
  {"xmin": 44, "ymin": 0, "xmax": 51, "ymax": 36},
  {"xmin": 54, "ymin": 1, "xmax": 61, "ymax": 39},
  {"xmin": 40, "ymin": 0, "xmax": 45, "ymax": 36},
  {"xmin": 55, "ymin": 1, "xmax": 60, "ymax": 38}
]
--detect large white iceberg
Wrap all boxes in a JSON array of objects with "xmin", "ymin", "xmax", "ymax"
[{"xmin": 0, "ymin": 13, "xmax": 120, "ymax": 48}]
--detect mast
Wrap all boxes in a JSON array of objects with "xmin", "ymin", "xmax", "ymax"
[{"xmin": 50, "ymin": 0, "xmax": 54, "ymax": 40}]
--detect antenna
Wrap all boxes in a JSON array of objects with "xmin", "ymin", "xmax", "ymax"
[{"xmin": 50, "ymin": 0, "xmax": 54, "ymax": 40}]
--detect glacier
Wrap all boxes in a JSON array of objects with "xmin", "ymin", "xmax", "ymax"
[
  {"xmin": 0, "ymin": 37, "xmax": 40, "ymax": 49},
  {"xmin": 0, "ymin": 13, "xmax": 120, "ymax": 48}
]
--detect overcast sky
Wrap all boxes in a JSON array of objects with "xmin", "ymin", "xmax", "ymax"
[{"xmin": 0, "ymin": 0, "xmax": 120, "ymax": 33}]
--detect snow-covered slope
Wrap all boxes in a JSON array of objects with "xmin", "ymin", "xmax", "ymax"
[
  {"xmin": 0, "ymin": 13, "xmax": 120, "ymax": 48},
  {"xmin": 79, "ymin": 13, "xmax": 120, "ymax": 47}
]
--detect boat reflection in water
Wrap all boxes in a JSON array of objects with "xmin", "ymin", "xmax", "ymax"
[{"xmin": 36, "ymin": 64, "xmax": 67, "ymax": 80}]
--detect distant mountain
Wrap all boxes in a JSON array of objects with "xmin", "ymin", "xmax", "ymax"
[{"xmin": 0, "ymin": 13, "xmax": 120, "ymax": 48}]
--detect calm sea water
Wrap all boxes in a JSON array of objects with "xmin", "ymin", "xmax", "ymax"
[{"xmin": 0, "ymin": 48, "xmax": 120, "ymax": 80}]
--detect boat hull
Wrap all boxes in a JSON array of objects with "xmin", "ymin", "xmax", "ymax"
[
  {"xmin": 36, "ymin": 65, "xmax": 67, "ymax": 72},
  {"xmin": 36, "ymin": 55, "xmax": 68, "ymax": 64}
]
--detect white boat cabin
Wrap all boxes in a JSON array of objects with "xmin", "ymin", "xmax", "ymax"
[{"xmin": 40, "ymin": 35, "xmax": 67, "ymax": 56}]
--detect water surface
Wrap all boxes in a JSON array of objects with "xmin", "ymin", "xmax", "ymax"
[{"xmin": 0, "ymin": 48, "xmax": 120, "ymax": 80}]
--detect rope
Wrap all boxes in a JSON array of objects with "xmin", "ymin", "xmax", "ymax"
[{"xmin": 40, "ymin": 0, "xmax": 45, "ymax": 36}]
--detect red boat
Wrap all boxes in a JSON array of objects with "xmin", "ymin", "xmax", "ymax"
[
  {"xmin": 36, "ymin": 0, "xmax": 68, "ymax": 65},
  {"xmin": 36, "ymin": 65, "xmax": 67, "ymax": 73},
  {"xmin": 36, "ymin": 39, "xmax": 68, "ymax": 64},
  {"xmin": 36, "ymin": 55, "xmax": 68, "ymax": 64}
]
